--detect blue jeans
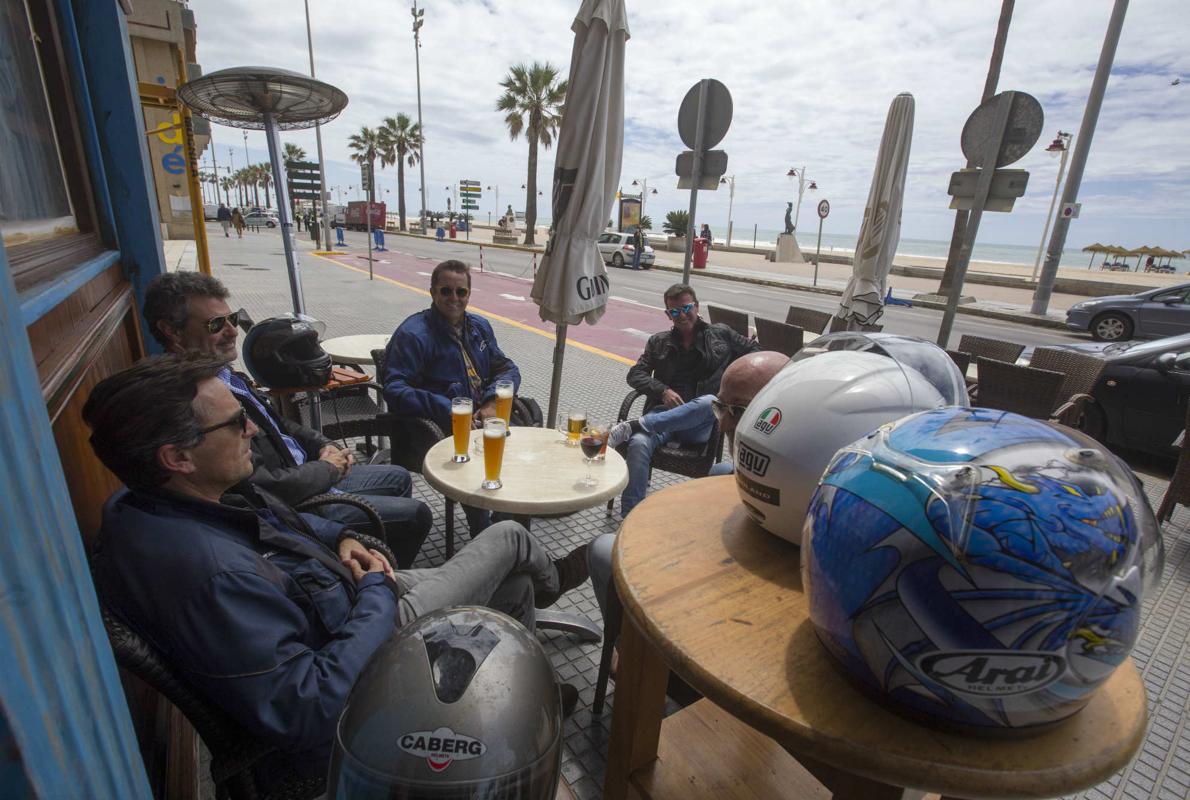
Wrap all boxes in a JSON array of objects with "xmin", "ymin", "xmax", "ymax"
[
  {"xmin": 708, "ymin": 460, "xmax": 734, "ymax": 476},
  {"xmin": 621, "ymin": 395, "xmax": 716, "ymax": 515},
  {"xmin": 632, "ymin": 246, "xmax": 642, "ymax": 269},
  {"xmin": 320, "ymin": 464, "xmax": 432, "ymax": 570}
]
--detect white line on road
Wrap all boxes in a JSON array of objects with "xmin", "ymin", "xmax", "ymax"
[{"xmin": 500, "ymin": 293, "xmax": 527, "ymax": 301}]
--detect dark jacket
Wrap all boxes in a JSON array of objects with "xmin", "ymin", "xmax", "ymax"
[
  {"xmin": 627, "ymin": 319, "xmax": 758, "ymax": 406},
  {"xmin": 217, "ymin": 205, "xmax": 232, "ymax": 222},
  {"xmin": 382, "ymin": 307, "xmax": 521, "ymax": 430},
  {"xmin": 230, "ymin": 371, "xmax": 341, "ymax": 504},
  {"xmin": 92, "ymin": 486, "xmax": 398, "ymax": 785}
]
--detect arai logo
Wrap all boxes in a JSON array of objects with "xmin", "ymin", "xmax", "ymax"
[
  {"xmin": 752, "ymin": 407, "xmax": 782, "ymax": 435},
  {"xmin": 399, "ymin": 727, "xmax": 486, "ymax": 772},
  {"xmin": 919, "ymin": 651, "xmax": 1066, "ymax": 697}
]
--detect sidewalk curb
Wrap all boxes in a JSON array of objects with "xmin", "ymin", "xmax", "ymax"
[
  {"xmin": 647, "ymin": 263, "xmax": 1069, "ymax": 331},
  {"xmin": 389, "ymin": 229, "xmax": 545, "ymax": 254}
]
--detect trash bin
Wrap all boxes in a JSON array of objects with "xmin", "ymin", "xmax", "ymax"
[
  {"xmin": 693, "ymin": 237, "xmax": 710, "ymax": 269},
  {"xmin": 449, "ymin": 222, "xmax": 457, "ymax": 239}
]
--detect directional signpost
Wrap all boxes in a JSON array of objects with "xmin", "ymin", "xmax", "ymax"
[
  {"xmin": 460, "ymin": 180, "xmax": 480, "ymax": 240},
  {"xmin": 814, "ymin": 199, "xmax": 830, "ymax": 286},
  {"xmin": 286, "ymin": 161, "xmax": 321, "ymax": 227}
]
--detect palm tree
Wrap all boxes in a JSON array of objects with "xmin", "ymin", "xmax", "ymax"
[
  {"xmin": 283, "ymin": 142, "xmax": 307, "ymax": 166},
  {"xmin": 219, "ymin": 176, "xmax": 234, "ymax": 206},
  {"xmin": 347, "ymin": 126, "xmax": 382, "ymax": 203},
  {"xmin": 495, "ymin": 62, "xmax": 566, "ymax": 246},
  {"xmin": 378, "ymin": 113, "xmax": 423, "ymax": 231},
  {"xmin": 256, "ymin": 163, "xmax": 274, "ymax": 209}
]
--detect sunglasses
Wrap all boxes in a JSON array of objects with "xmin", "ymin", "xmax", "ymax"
[
  {"xmin": 665, "ymin": 302, "xmax": 696, "ymax": 319},
  {"xmin": 710, "ymin": 398, "xmax": 748, "ymax": 423},
  {"xmin": 199, "ymin": 407, "xmax": 249, "ymax": 436},
  {"xmin": 437, "ymin": 286, "xmax": 470, "ymax": 299},
  {"xmin": 204, "ymin": 309, "xmax": 244, "ymax": 335}
]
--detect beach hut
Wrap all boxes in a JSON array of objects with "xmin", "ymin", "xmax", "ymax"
[{"xmin": 1082, "ymin": 242, "xmax": 1109, "ymax": 268}]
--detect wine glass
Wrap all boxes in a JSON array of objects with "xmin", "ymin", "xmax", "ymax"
[{"xmin": 579, "ymin": 425, "xmax": 607, "ymax": 487}]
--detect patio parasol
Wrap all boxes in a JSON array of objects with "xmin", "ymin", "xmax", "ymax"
[
  {"xmin": 530, "ymin": 0, "xmax": 629, "ymax": 427},
  {"xmin": 836, "ymin": 92, "xmax": 914, "ymax": 328}
]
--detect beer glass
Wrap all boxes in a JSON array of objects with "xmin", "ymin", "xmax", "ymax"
[
  {"xmin": 579, "ymin": 425, "xmax": 608, "ymax": 487},
  {"xmin": 494, "ymin": 380, "xmax": 514, "ymax": 435},
  {"xmin": 557, "ymin": 410, "xmax": 587, "ymax": 446},
  {"xmin": 481, "ymin": 418, "xmax": 507, "ymax": 489},
  {"xmin": 451, "ymin": 397, "xmax": 473, "ymax": 463}
]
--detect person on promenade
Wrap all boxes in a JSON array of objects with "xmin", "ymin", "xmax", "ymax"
[
  {"xmin": 85, "ymin": 355, "xmax": 590, "ymax": 793},
  {"xmin": 382, "ymin": 259, "xmax": 522, "ymax": 536},
  {"xmin": 216, "ymin": 203, "xmax": 232, "ymax": 237},
  {"xmin": 606, "ymin": 283, "xmax": 759, "ymax": 516},
  {"xmin": 144, "ymin": 272, "xmax": 432, "ymax": 569},
  {"xmin": 231, "ymin": 207, "xmax": 245, "ymax": 238},
  {"xmin": 632, "ymin": 225, "xmax": 645, "ymax": 270},
  {"xmin": 699, "ymin": 223, "xmax": 713, "ymax": 249}
]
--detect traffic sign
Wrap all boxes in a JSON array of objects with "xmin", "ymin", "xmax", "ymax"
[
  {"xmin": 360, "ymin": 163, "xmax": 373, "ymax": 192},
  {"xmin": 817, "ymin": 199, "xmax": 830, "ymax": 219},
  {"xmin": 675, "ymin": 150, "xmax": 728, "ymax": 189},
  {"xmin": 461, "ymin": 201, "xmax": 479, "ymax": 210},
  {"xmin": 960, "ymin": 91, "xmax": 1043, "ymax": 168},
  {"xmin": 677, "ymin": 79, "xmax": 732, "ymax": 151}
]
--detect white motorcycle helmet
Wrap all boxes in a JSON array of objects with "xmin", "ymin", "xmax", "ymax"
[{"xmin": 734, "ymin": 350, "xmax": 948, "ymax": 543}]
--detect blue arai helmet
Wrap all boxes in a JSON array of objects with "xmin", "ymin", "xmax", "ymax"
[{"xmin": 802, "ymin": 407, "xmax": 1163, "ymax": 733}]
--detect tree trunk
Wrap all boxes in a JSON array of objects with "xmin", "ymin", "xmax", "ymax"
[
  {"xmin": 524, "ymin": 136, "xmax": 538, "ymax": 246},
  {"xmin": 253, "ymin": 183, "xmax": 260, "ymax": 207},
  {"xmin": 397, "ymin": 148, "xmax": 408, "ymax": 231},
  {"xmin": 263, "ymin": 178, "xmax": 271, "ymax": 208}
]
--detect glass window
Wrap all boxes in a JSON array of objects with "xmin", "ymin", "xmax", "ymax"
[{"xmin": 0, "ymin": 0, "xmax": 76, "ymax": 244}]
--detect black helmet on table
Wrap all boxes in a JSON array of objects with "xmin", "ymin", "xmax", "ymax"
[
  {"xmin": 241, "ymin": 313, "xmax": 331, "ymax": 389},
  {"xmin": 328, "ymin": 607, "xmax": 563, "ymax": 800}
]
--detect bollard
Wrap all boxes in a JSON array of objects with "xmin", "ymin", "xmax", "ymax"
[
  {"xmin": 479, "ymin": 245, "xmax": 484, "ymax": 272},
  {"xmin": 532, "ymin": 252, "xmax": 537, "ymax": 276}
]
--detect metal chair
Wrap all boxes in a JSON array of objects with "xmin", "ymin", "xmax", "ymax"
[
  {"xmin": 785, "ymin": 305, "xmax": 832, "ymax": 335},
  {"xmin": 706, "ymin": 304, "xmax": 750, "ymax": 337},
  {"xmin": 754, "ymin": 317, "xmax": 804, "ymax": 356},
  {"xmin": 1157, "ymin": 405, "xmax": 1190, "ymax": 523},
  {"xmin": 1028, "ymin": 347, "xmax": 1107, "ymax": 428},
  {"xmin": 957, "ymin": 334, "xmax": 1025, "ymax": 365},
  {"xmin": 96, "ymin": 496, "xmax": 393, "ymax": 800},
  {"xmin": 974, "ymin": 358, "xmax": 1066, "ymax": 419}
]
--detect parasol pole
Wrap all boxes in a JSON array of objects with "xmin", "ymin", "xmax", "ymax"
[{"xmin": 547, "ymin": 323, "xmax": 567, "ymax": 430}]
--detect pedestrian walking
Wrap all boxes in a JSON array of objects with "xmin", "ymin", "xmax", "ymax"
[
  {"xmin": 231, "ymin": 208, "xmax": 245, "ymax": 238},
  {"xmin": 216, "ymin": 203, "xmax": 232, "ymax": 237},
  {"xmin": 699, "ymin": 223, "xmax": 713, "ymax": 250},
  {"xmin": 632, "ymin": 226, "xmax": 644, "ymax": 270},
  {"xmin": 310, "ymin": 213, "xmax": 320, "ymax": 244},
  {"xmin": 295, "ymin": 210, "xmax": 303, "ymax": 232}
]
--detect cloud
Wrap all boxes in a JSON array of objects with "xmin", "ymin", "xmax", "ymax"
[{"xmin": 193, "ymin": 0, "xmax": 1190, "ymax": 248}]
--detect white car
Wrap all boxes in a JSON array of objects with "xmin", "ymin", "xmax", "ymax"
[
  {"xmin": 597, "ymin": 231, "xmax": 654, "ymax": 269},
  {"xmin": 243, "ymin": 209, "xmax": 278, "ymax": 228}
]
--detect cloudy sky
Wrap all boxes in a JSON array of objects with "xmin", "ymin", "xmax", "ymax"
[{"xmin": 192, "ymin": 0, "xmax": 1188, "ymax": 250}]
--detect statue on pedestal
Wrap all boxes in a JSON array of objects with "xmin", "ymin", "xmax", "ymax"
[
  {"xmin": 503, "ymin": 205, "xmax": 517, "ymax": 231},
  {"xmin": 784, "ymin": 202, "xmax": 794, "ymax": 235}
]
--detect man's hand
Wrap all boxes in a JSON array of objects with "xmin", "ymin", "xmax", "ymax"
[
  {"xmin": 473, "ymin": 399, "xmax": 498, "ymax": 428},
  {"xmin": 319, "ymin": 444, "xmax": 354, "ymax": 478},
  {"xmin": 661, "ymin": 388, "xmax": 684, "ymax": 409},
  {"xmin": 339, "ymin": 537, "xmax": 394, "ymax": 582}
]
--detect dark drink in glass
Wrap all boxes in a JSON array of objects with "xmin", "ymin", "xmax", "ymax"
[{"xmin": 580, "ymin": 436, "xmax": 604, "ymax": 459}]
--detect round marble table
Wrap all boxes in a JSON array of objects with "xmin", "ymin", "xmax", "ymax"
[{"xmin": 320, "ymin": 334, "xmax": 391, "ymax": 366}]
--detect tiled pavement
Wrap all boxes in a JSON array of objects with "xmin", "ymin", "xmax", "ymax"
[{"xmin": 201, "ymin": 228, "xmax": 1190, "ymax": 800}]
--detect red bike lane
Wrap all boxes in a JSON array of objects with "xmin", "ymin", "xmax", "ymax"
[{"xmin": 315, "ymin": 248, "xmax": 664, "ymax": 364}]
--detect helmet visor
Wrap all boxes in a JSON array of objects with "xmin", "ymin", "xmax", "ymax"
[{"xmin": 794, "ymin": 332, "xmax": 969, "ymax": 406}]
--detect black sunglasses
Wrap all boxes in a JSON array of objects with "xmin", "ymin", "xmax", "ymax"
[
  {"xmin": 199, "ymin": 408, "xmax": 248, "ymax": 436},
  {"xmin": 437, "ymin": 286, "xmax": 470, "ymax": 298},
  {"xmin": 710, "ymin": 398, "xmax": 748, "ymax": 423},
  {"xmin": 204, "ymin": 309, "xmax": 243, "ymax": 335}
]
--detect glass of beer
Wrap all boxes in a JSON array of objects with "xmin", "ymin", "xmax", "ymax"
[
  {"xmin": 579, "ymin": 425, "xmax": 608, "ymax": 487},
  {"xmin": 481, "ymin": 418, "xmax": 507, "ymax": 489},
  {"xmin": 451, "ymin": 397, "xmax": 473, "ymax": 463},
  {"xmin": 494, "ymin": 380, "xmax": 514, "ymax": 435},
  {"xmin": 557, "ymin": 410, "xmax": 587, "ymax": 446}
]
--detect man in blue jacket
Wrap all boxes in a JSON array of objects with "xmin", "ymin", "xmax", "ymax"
[
  {"xmin": 86, "ymin": 355, "xmax": 588, "ymax": 792},
  {"xmin": 383, "ymin": 259, "xmax": 521, "ymax": 534}
]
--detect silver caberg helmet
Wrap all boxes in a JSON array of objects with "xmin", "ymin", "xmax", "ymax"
[{"xmin": 328, "ymin": 607, "xmax": 562, "ymax": 799}]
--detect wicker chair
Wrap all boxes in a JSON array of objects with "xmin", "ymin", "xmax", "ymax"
[
  {"xmin": 754, "ymin": 317, "xmax": 804, "ymax": 356},
  {"xmin": 957, "ymin": 334, "xmax": 1025, "ymax": 365},
  {"xmin": 827, "ymin": 317, "xmax": 883, "ymax": 333},
  {"xmin": 784, "ymin": 305, "xmax": 833, "ymax": 335},
  {"xmin": 97, "ymin": 495, "xmax": 393, "ymax": 800},
  {"xmin": 706, "ymin": 305, "xmax": 750, "ymax": 337},
  {"xmin": 605, "ymin": 389, "xmax": 724, "ymax": 514},
  {"xmin": 1157, "ymin": 404, "xmax": 1190, "ymax": 523},
  {"xmin": 975, "ymin": 358, "xmax": 1066, "ymax": 419},
  {"xmin": 1028, "ymin": 347, "xmax": 1108, "ymax": 427}
]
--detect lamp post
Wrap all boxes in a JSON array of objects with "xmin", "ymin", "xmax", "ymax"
[
  {"xmin": 304, "ymin": 0, "xmax": 332, "ymax": 250},
  {"xmin": 412, "ymin": 1, "xmax": 428, "ymax": 234},
  {"xmin": 786, "ymin": 166, "xmax": 817, "ymax": 232},
  {"xmin": 1030, "ymin": 131, "xmax": 1073, "ymax": 282},
  {"xmin": 720, "ymin": 174, "xmax": 735, "ymax": 245},
  {"xmin": 487, "ymin": 184, "xmax": 499, "ymax": 218},
  {"xmin": 630, "ymin": 178, "xmax": 658, "ymax": 220}
]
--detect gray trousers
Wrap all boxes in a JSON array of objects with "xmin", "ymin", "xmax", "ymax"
[{"xmin": 392, "ymin": 520, "xmax": 558, "ymax": 631}]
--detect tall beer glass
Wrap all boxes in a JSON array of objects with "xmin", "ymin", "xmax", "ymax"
[
  {"xmin": 451, "ymin": 397, "xmax": 473, "ymax": 463},
  {"xmin": 481, "ymin": 418, "xmax": 507, "ymax": 489},
  {"xmin": 494, "ymin": 379, "xmax": 514, "ymax": 435}
]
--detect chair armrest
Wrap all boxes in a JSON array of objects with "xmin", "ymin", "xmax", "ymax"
[
  {"xmin": 617, "ymin": 389, "xmax": 647, "ymax": 422},
  {"xmin": 1049, "ymin": 393, "xmax": 1094, "ymax": 427},
  {"xmin": 295, "ymin": 493, "xmax": 398, "ymax": 566}
]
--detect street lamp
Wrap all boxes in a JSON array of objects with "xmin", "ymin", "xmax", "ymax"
[
  {"xmin": 720, "ymin": 175, "xmax": 735, "ymax": 245},
  {"xmin": 412, "ymin": 2, "xmax": 428, "ymax": 233},
  {"xmin": 1030, "ymin": 130, "xmax": 1073, "ymax": 282},
  {"xmin": 786, "ymin": 166, "xmax": 817, "ymax": 232},
  {"xmin": 630, "ymin": 178, "xmax": 658, "ymax": 219}
]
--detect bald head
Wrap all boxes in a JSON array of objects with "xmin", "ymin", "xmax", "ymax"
[{"xmin": 718, "ymin": 351, "xmax": 790, "ymax": 434}]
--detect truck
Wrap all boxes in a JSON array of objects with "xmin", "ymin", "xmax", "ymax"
[{"xmin": 345, "ymin": 201, "xmax": 386, "ymax": 231}]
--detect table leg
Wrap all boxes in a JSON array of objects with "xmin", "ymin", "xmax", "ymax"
[
  {"xmin": 445, "ymin": 499, "xmax": 455, "ymax": 559},
  {"xmin": 795, "ymin": 753, "xmax": 927, "ymax": 800},
  {"xmin": 603, "ymin": 613, "xmax": 668, "ymax": 799}
]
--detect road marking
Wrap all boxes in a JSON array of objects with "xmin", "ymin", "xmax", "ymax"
[
  {"xmin": 309, "ymin": 252, "xmax": 634, "ymax": 365},
  {"xmin": 622, "ymin": 327, "xmax": 653, "ymax": 339},
  {"xmin": 500, "ymin": 293, "xmax": 527, "ymax": 301}
]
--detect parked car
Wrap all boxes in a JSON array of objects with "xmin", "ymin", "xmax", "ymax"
[
  {"xmin": 597, "ymin": 231, "xmax": 654, "ymax": 268},
  {"xmin": 242, "ymin": 209, "xmax": 278, "ymax": 228},
  {"xmin": 1038, "ymin": 333, "xmax": 1190, "ymax": 458},
  {"xmin": 203, "ymin": 203, "xmax": 219, "ymax": 221},
  {"xmin": 1064, "ymin": 282, "xmax": 1190, "ymax": 342}
]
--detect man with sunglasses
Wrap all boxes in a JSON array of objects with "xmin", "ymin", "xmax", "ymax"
[
  {"xmin": 607, "ymin": 283, "xmax": 758, "ymax": 516},
  {"xmin": 144, "ymin": 273, "xmax": 432, "ymax": 569},
  {"xmin": 86, "ymin": 355, "xmax": 591, "ymax": 793},
  {"xmin": 383, "ymin": 259, "xmax": 521, "ymax": 534}
]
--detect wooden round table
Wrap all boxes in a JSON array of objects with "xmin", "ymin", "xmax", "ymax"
[
  {"xmin": 320, "ymin": 334, "xmax": 391, "ymax": 366},
  {"xmin": 606, "ymin": 476, "xmax": 1147, "ymax": 800}
]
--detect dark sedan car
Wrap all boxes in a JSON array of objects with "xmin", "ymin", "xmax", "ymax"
[
  {"xmin": 1043, "ymin": 333, "xmax": 1190, "ymax": 458},
  {"xmin": 1065, "ymin": 282, "xmax": 1190, "ymax": 342}
]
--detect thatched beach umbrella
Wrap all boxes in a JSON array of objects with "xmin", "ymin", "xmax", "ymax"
[
  {"xmin": 1082, "ymin": 242, "xmax": 1109, "ymax": 268},
  {"xmin": 1131, "ymin": 245, "xmax": 1161, "ymax": 271}
]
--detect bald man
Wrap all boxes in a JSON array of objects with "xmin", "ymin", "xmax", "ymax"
[{"xmin": 588, "ymin": 351, "xmax": 790, "ymax": 623}]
